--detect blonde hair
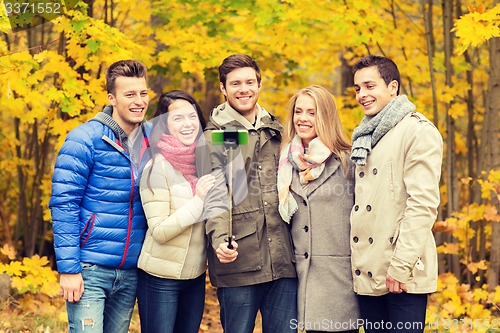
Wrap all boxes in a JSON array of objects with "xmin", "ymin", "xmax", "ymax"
[{"xmin": 283, "ymin": 85, "xmax": 352, "ymax": 169}]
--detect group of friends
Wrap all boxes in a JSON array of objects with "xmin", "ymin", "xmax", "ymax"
[{"xmin": 49, "ymin": 53, "xmax": 443, "ymax": 333}]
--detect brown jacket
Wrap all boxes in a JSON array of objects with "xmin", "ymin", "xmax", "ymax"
[
  {"xmin": 204, "ymin": 102, "xmax": 296, "ymax": 287},
  {"xmin": 351, "ymin": 112, "xmax": 443, "ymax": 295}
]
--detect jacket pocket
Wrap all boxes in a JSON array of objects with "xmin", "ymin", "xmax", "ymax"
[
  {"xmin": 388, "ymin": 161, "xmax": 405, "ymax": 203},
  {"xmin": 214, "ymin": 211, "xmax": 263, "ymax": 275},
  {"xmin": 390, "ymin": 219, "xmax": 401, "ymax": 249},
  {"xmin": 80, "ymin": 214, "xmax": 96, "ymax": 248}
]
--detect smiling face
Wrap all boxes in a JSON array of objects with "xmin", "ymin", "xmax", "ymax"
[
  {"xmin": 166, "ymin": 99, "xmax": 200, "ymax": 146},
  {"xmin": 353, "ymin": 66, "xmax": 398, "ymax": 117},
  {"xmin": 293, "ymin": 94, "xmax": 317, "ymax": 147},
  {"xmin": 108, "ymin": 76, "xmax": 149, "ymax": 134},
  {"xmin": 220, "ymin": 67, "xmax": 261, "ymax": 123}
]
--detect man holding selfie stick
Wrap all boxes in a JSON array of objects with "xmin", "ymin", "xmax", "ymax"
[{"xmin": 204, "ymin": 54, "xmax": 297, "ymax": 333}]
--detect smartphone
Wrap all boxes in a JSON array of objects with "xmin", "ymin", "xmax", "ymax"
[{"xmin": 211, "ymin": 128, "xmax": 249, "ymax": 146}]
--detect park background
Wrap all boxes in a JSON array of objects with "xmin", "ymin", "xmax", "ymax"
[{"xmin": 0, "ymin": 0, "xmax": 499, "ymax": 332}]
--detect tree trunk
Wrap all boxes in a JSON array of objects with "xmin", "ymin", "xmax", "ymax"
[
  {"xmin": 443, "ymin": 0, "xmax": 461, "ymax": 279},
  {"xmin": 422, "ymin": 0, "xmax": 448, "ymax": 274},
  {"xmin": 486, "ymin": 33, "xmax": 500, "ymax": 290}
]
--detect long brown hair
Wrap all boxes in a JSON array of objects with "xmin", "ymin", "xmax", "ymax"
[{"xmin": 283, "ymin": 85, "xmax": 351, "ymax": 169}]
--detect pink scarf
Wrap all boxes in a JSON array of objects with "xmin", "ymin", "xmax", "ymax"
[{"xmin": 156, "ymin": 134, "xmax": 198, "ymax": 195}]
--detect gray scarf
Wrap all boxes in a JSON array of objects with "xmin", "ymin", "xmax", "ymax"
[{"xmin": 351, "ymin": 95, "xmax": 415, "ymax": 165}]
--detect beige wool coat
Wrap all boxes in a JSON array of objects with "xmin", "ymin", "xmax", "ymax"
[
  {"xmin": 290, "ymin": 155, "xmax": 360, "ymax": 331},
  {"xmin": 350, "ymin": 112, "xmax": 443, "ymax": 296},
  {"xmin": 137, "ymin": 154, "xmax": 207, "ymax": 280}
]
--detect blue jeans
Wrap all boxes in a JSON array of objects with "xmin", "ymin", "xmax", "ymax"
[
  {"xmin": 357, "ymin": 293, "xmax": 428, "ymax": 333},
  {"xmin": 217, "ymin": 278, "xmax": 298, "ymax": 333},
  {"xmin": 137, "ymin": 270, "xmax": 206, "ymax": 333},
  {"xmin": 66, "ymin": 263, "xmax": 138, "ymax": 333}
]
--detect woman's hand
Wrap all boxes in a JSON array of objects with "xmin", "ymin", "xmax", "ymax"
[{"xmin": 195, "ymin": 174, "xmax": 216, "ymax": 200}]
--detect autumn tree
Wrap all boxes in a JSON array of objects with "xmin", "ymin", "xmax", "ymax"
[{"xmin": 0, "ymin": 0, "xmax": 498, "ymax": 296}]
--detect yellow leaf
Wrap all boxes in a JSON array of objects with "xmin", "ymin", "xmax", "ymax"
[
  {"xmin": 437, "ymin": 242, "xmax": 460, "ymax": 254},
  {"xmin": 448, "ymin": 102, "xmax": 466, "ymax": 119},
  {"xmin": 0, "ymin": 244, "xmax": 16, "ymax": 260},
  {"xmin": 4, "ymin": 261, "xmax": 23, "ymax": 276},
  {"xmin": 33, "ymin": 50, "xmax": 48, "ymax": 63},
  {"xmin": 467, "ymin": 260, "xmax": 488, "ymax": 274},
  {"xmin": 484, "ymin": 205, "xmax": 500, "ymax": 222}
]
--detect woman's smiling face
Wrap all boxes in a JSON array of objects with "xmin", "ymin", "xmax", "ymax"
[
  {"xmin": 293, "ymin": 94, "xmax": 317, "ymax": 147},
  {"xmin": 167, "ymin": 99, "xmax": 200, "ymax": 146}
]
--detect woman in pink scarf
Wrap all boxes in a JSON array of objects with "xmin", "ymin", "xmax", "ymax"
[
  {"xmin": 137, "ymin": 90, "xmax": 215, "ymax": 333},
  {"xmin": 278, "ymin": 85, "xmax": 360, "ymax": 333}
]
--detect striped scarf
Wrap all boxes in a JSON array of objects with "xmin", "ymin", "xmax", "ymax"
[{"xmin": 277, "ymin": 135, "xmax": 331, "ymax": 223}]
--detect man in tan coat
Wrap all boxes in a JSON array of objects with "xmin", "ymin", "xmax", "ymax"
[{"xmin": 350, "ymin": 55, "xmax": 443, "ymax": 333}]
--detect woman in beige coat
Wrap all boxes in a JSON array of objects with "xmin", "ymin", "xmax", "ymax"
[
  {"xmin": 278, "ymin": 85, "xmax": 360, "ymax": 333},
  {"xmin": 137, "ymin": 90, "xmax": 215, "ymax": 333}
]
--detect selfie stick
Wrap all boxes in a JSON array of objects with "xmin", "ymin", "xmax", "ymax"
[
  {"xmin": 227, "ymin": 142, "xmax": 235, "ymax": 249},
  {"xmin": 212, "ymin": 128, "xmax": 248, "ymax": 250},
  {"xmin": 224, "ymin": 131, "xmax": 238, "ymax": 250}
]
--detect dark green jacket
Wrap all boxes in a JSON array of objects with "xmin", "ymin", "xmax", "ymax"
[{"xmin": 203, "ymin": 102, "xmax": 296, "ymax": 287}]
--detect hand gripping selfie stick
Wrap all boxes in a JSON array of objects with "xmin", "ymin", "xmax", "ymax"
[{"xmin": 211, "ymin": 128, "xmax": 248, "ymax": 249}]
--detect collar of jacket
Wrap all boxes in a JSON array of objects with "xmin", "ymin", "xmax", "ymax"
[
  {"xmin": 207, "ymin": 102, "xmax": 282, "ymax": 134},
  {"xmin": 90, "ymin": 105, "xmax": 147, "ymax": 154}
]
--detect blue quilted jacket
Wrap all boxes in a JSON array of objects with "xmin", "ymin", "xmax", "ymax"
[{"xmin": 50, "ymin": 108, "xmax": 149, "ymax": 274}]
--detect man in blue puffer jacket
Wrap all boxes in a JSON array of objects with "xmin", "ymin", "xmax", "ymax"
[{"xmin": 49, "ymin": 60, "xmax": 150, "ymax": 333}]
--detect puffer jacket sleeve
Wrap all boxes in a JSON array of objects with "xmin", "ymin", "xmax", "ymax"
[
  {"xmin": 140, "ymin": 155, "xmax": 204, "ymax": 244},
  {"xmin": 49, "ymin": 125, "xmax": 95, "ymax": 274}
]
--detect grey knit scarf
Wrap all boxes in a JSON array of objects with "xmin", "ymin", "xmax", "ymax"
[{"xmin": 351, "ymin": 95, "xmax": 415, "ymax": 165}]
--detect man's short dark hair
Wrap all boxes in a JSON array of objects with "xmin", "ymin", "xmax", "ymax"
[
  {"xmin": 106, "ymin": 60, "xmax": 147, "ymax": 95},
  {"xmin": 219, "ymin": 54, "xmax": 261, "ymax": 88},
  {"xmin": 353, "ymin": 55, "xmax": 401, "ymax": 95}
]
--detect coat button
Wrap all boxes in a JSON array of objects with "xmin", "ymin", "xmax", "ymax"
[
  {"xmin": 268, "ymin": 238, "xmax": 272, "ymax": 242},
  {"xmin": 258, "ymin": 165, "xmax": 262, "ymax": 170},
  {"xmin": 304, "ymin": 252, "xmax": 309, "ymax": 259},
  {"xmin": 369, "ymin": 237, "xmax": 373, "ymax": 244},
  {"xmin": 373, "ymin": 168, "xmax": 378, "ymax": 175},
  {"xmin": 353, "ymin": 236, "xmax": 359, "ymax": 243},
  {"xmin": 303, "ymin": 226, "xmax": 309, "ymax": 232},
  {"xmin": 355, "ymin": 269, "xmax": 361, "ymax": 276},
  {"xmin": 389, "ymin": 237, "xmax": 394, "ymax": 243},
  {"xmin": 366, "ymin": 205, "xmax": 372, "ymax": 211},
  {"xmin": 359, "ymin": 171, "xmax": 365, "ymax": 178},
  {"xmin": 354, "ymin": 205, "xmax": 359, "ymax": 211},
  {"xmin": 368, "ymin": 271, "xmax": 373, "ymax": 278},
  {"xmin": 264, "ymin": 201, "xmax": 268, "ymax": 206}
]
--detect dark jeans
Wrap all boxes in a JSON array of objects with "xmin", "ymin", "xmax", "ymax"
[
  {"xmin": 217, "ymin": 278, "xmax": 298, "ymax": 333},
  {"xmin": 137, "ymin": 270, "xmax": 206, "ymax": 333},
  {"xmin": 357, "ymin": 293, "xmax": 428, "ymax": 333}
]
